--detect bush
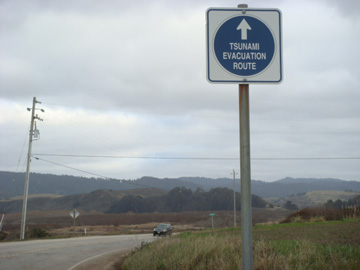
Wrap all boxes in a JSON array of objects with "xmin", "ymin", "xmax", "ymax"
[
  {"xmin": 0, "ymin": 231, "xmax": 8, "ymax": 241},
  {"xmin": 283, "ymin": 201, "xmax": 299, "ymax": 211},
  {"xmin": 30, "ymin": 228, "xmax": 50, "ymax": 238},
  {"xmin": 291, "ymin": 216, "xmax": 305, "ymax": 223},
  {"xmin": 309, "ymin": 216, "xmax": 326, "ymax": 223},
  {"xmin": 281, "ymin": 208, "xmax": 343, "ymax": 223}
]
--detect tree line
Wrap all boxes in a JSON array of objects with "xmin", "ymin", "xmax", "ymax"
[
  {"xmin": 324, "ymin": 195, "xmax": 360, "ymax": 209},
  {"xmin": 107, "ymin": 187, "xmax": 268, "ymax": 213}
]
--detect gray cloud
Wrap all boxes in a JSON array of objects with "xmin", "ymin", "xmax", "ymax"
[{"xmin": 0, "ymin": 0, "xmax": 359, "ymax": 181}]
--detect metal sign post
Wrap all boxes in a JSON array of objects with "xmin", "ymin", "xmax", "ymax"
[
  {"xmin": 206, "ymin": 4, "xmax": 282, "ymax": 270},
  {"xmin": 239, "ymin": 83, "xmax": 252, "ymax": 269},
  {"xmin": 209, "ymin": 213, "xmax": 216, "ymax": 229},
  {"xmin": 69, "ymin": 209, "xmax": 80, "ymax": 227}
]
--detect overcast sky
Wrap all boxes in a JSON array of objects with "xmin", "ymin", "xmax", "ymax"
[{"xmin": 1, "ymin": 0, "xmax": 359, "ymax": 182}]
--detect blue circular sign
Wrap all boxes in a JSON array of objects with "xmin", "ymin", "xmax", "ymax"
[{"xmin": 214, "ymin": 16, "xmax": 275, "ymax": 77}]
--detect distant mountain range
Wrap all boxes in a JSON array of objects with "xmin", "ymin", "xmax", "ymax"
[
  {"xmin": 1, "ymin": 171, "xmax": 360, "ymax": 200},
  {"xmin": 0, "ymin": 188, "xmax": 168, "ymax": 213}
]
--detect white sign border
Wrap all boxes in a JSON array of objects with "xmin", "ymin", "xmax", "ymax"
[{"xmin": 206, "ymin": 8, "xmax": 283, "ymax": 84}]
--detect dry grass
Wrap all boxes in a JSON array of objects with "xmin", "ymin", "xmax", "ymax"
[
  {"xmin": 9, "ymin": 194, "xmax": 64, "ymax": 200},
  {"xmin": 120, "ymin": 220, "xmax": 360, "ymax": 270},
  {"xmin": 281, "ymin": 207, "xmax": 360, "ymax": 224},
  {"xmin": 306, "ymin": 190, "xmax": 360, "ymax": 205}
]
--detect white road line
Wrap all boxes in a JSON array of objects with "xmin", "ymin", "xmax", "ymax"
[{"xmin": 67, "ymin": 248, "xmax": 128, "ymax": 270}]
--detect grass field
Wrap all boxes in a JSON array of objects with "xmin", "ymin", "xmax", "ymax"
[
  {"xmin": 8, "ymin": 193, "xmax": 65, "ymax": 200},
  {"xmin": 268, "ymin": 190, "xmax": 360, "ymax": 209},
  {"xmin": 305, "ymin": 190, "xmax": 360, "ymax": 205},
  {"xmin": 119, "ymin": 219, "xmax": 360, "ymax": 270}
]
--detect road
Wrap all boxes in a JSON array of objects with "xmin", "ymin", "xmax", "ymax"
[{"xmin": 0, "ymin": 234, "xmax": 155, "ymax": 270}]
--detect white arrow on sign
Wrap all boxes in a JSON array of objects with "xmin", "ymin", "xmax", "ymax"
[{"xmin": 237, "ymin": 19, "xmax": 251, "ymax": 40}]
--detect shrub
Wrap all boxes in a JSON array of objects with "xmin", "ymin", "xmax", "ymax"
[
  {"xmin": 291, "ymin": 216, "xmax": 304, "ymax": 223},
  {"xmin": 309, "ymin": 216, "xmax": 326, "ymax": 223},
  {"xmin": 30, "ymin": 228, "xmax": 50, "ymax": 238},
  {"xmin": 281, "ymin": 208, "xmax": 343, "ymax": 223},
  {"xmin": 0, "ymin": 231, "xmax": 8, "ymax": 241},
  {"xmin": 283, "ymin": 201, "xmax": 299, "ymax": 211}
]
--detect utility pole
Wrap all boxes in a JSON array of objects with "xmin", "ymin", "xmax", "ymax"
[
  {"xmin": 0, "ymin": 214, "xmax": 5, "ymax": 232},
  {"xmin": 20, "ymin": 97, "xmax": 44, "ymax": 240},
  {"xmin": 232, "ymin": 169, "xmax": 238, "ymax": 227}
]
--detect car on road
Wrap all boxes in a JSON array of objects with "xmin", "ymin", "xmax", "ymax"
[{"xmin": 153, "ymin": 223, "xmax": 172, "ymax": 236}]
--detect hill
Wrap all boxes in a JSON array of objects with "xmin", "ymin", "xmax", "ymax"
[
  {"xmin": 0, "ymin": 186, "xmax": 268, "ymax": 214},
  {"xmin": 251, "ymin": 177, "xmax": 360, "ymax": 198},
  {"xmin": 0, "ymin": 172, "xmax": 199, "ymax": 199},
  {"xmin": 1, "ymin": 171, "xmax": 360, "ymax": 200},
  {"xmin": 0, "ymin": 187, "xmax": 167, "ymax": 213},
  {"xmin": 268, "ymin": 190, "xmax": 360, "ymax": 209}
]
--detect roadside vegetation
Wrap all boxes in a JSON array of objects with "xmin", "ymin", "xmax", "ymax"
[
  {"xmin": 0, "ymin": 207, "xmax": 292, "ymax": 241},
  {"xmin": 29, "ymin": 228, "xmax": 50, "ymax": 238},
  {"xmin": 118, "ymin": 208, "xmax": 360, "ymax": 270}
]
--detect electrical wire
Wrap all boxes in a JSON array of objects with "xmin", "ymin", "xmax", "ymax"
[
  {"xmin": 15, "ymin": 127, "xmax": 30, "ymax": 173},
  {"xmin": 31, "ymin": 154, "xmax": 360, "ymax": 192},
  {"xmin": 33, "ymin": 157, "xmax": 111, "ymax": 179},
  {"xmin": 33, "ymin": 154, "xmax": 238, "ymax": 160},
  {"xmin": 33, "ymin": 156, "xmax": 170, "ymax": 191},
  {"xmin": 32, "ymin": 153, "xmax": 360, "ymax": 161}
]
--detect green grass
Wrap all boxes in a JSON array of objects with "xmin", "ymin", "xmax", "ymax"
[{"xmin": 119, "ymin": 220, "xmax": 360, "ymax": 270}]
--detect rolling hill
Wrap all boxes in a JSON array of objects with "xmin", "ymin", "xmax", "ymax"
[
  {"xmin": 0, "ymin": 187, "xmax": 167, "ymax": 213},
  {"xmin": 268, "ymin": 190, "xmax": 360, "ymax": 209},
  {"xmin": 1, "ymin": 171, "xmax": 360, "ymax": 200}
]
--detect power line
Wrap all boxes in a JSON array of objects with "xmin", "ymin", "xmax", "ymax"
[
  {"xmin": 33, "ymin": 154, "xmax": 238, "ymax": 160},
  {"xmin": 252, "ymin": 157, "xmax": 360, "ymax": 160},
  {"xmin": 33, "ymin": 156, "xmax": 170, "ymax": 191},
  {"xmin": 33, "ymin": 157, "xmax": 111, "ymax": 179},
  {"xmin": 33, "ymin": 153, "xmax": 360, "ymax": 161},
  {"xmin": 31, "ymin": 155, "xmax": 360, "ymax": 193},
  {"xmin": 41, "ymin": 101, "xmax": 360, "ymax": 123},
  {"xmin": 15, "ymin": 127, "xmax": 30, "ymax": 173}
]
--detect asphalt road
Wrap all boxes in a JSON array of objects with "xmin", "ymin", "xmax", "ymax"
[{"xmin": 0, "ymin": 234, "xmax": 155, "ymax": 270}]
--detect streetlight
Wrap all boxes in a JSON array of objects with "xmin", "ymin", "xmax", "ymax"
[{"xmin": 20, "ymin": 97, "xmax": 44, "ymax": 240}]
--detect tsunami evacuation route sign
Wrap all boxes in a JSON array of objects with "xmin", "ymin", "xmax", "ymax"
[{"xmin": 206, "ymin": 8, "xmax": 283, "ymax": 84}]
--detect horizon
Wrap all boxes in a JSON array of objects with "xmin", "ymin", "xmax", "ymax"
[{"xmin": 2, "ymin": 170, "xmax": 359, "ymax": 183}]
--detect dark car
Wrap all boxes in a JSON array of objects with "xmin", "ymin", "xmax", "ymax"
[{"xmin": 153, "ymin": 223, "xmax": 172, "ymax": 236}]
